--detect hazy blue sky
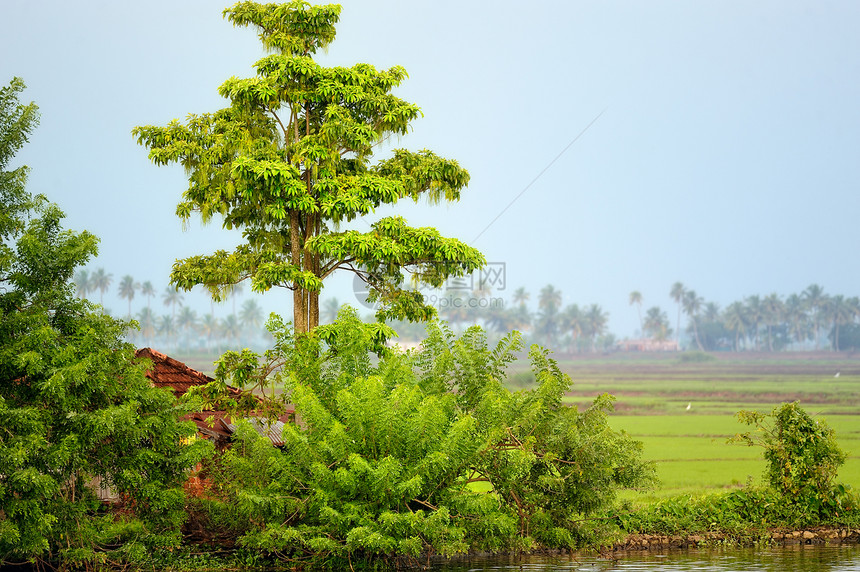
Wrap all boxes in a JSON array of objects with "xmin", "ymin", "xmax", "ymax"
[{"xmin": 3, "ymin": 0, "xmax": 859, "ymax": 338}]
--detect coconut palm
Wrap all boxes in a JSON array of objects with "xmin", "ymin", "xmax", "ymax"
[
  {"xmin": 240, "ymin": 299, "xmax": 264, "ymax": 338},
  {"xmin": 118, "ymin": 275, "xmax": 140, "ymax": 318},
  {"xmin": 682, "ymin": 290, "xmax": 704, "ymax": 351},
  {"xmin": 535, "ymin": 284, "xmax": 563, "ymax": 347},
  {"xmin": 177, "ymin": 306, "xmax": 199, "ymax": 347},
  {"xmin": 629, "ymin": 291, "xmax": 643, "ymax": 333},
  {"xmin": 73, "ymin": 269, "xmax": 91, "ymax": 299},
  {"xmin": 199, "ymin": 314, "xmax": 220, "ymax": 351},
  {"xmin": 802, "ymin": 284, "xmax": 827, "ymax": 350},
  {"xmin": 91, "ymin": 267, "xmax": 112, "ymax": 305},
  {"xmin": 643, "ymin": 306, "xmax": 671, "ymax": 341},
  {"xmin": 670, "ymin": 282, "xmax": 685, "ymax": 345},
  {"xmin": 157, "ymin": 315, "xmax": 176, "ymax": 345},
  {"xmin": 784, "ymin": 293, "xmax": 810, "ymax": 349},
  {"xmin": 141, "ymin": 281, "xmax": 156, "ymax": 310},
  {"xmin": 583, "ymin": 304, "xmax": 608, "ymax": 353},
  {"xmin": 321, "ymin": 297, "xmax": 340, "ymax": 324},
  {"xmin": 162, "ymin": 286, "xmax": 184, "ymax": 320},
  {"xmin": 825, "ymin": 294, "xmax": 854, "ymax": 351},
  {"xmin": 560, "ymin": 304, "xmax": 583, "ymax": 353},
  {"xmin": 762, "ymin": 293, "xmax": 784, "ymax": 352},
  {"xmin": 221, "ymin": 314, "xmax": 242, "ymax": 345},
  {"xmin": 723, "ymin": 301, "xmax": 748, "ymax": 351},
  {"xmin": 137, "ymin": 307, "xmax": 156, "ymax": 344},
  {"xmin": 512, "ymin": 286, "xmax": 530, "ymax": 309}
]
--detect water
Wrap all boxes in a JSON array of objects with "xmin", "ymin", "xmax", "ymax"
[{"xmin": 427, "ymin": 546, "xmax": 860, "ymax": 571}]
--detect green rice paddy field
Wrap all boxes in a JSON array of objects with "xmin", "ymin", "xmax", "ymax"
[{"xmin": 552, "ymin": 351, "xmax": 860, "ymax": 501}]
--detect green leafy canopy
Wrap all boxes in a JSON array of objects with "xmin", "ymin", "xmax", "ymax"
[{"xmin": 132, "ymin": 1, "xmax": 485, "ymax": 332}]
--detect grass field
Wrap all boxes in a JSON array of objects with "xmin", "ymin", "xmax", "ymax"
[{"xmin": 546, "ymin": 351, "xmax": 860, "ymax": 501}]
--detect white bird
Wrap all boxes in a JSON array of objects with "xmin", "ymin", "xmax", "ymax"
[
  {"xmin": 686, "ymin": 402, "xmax": 692, "ymax": 411},
  {"xmin": 835, "ymin": 372, "xmax": 841, "ymax": 378}
]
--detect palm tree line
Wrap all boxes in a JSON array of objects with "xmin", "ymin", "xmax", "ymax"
[
  {"xmin": 336, "ymin": 284, "xmax": 615, "ymax": 354},
  {"xmin": 637, "ymin": 282, "xmax": 860, "ymax": 352},
  {"xmin": 76, "ymin": 268, "xmax": 860, "ymax": 354},
  {"xmin": 73, "ymin": 268, "xmax": 270, "ymax": 353}
]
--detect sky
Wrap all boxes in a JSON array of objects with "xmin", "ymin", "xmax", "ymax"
[{"xmin": 3, "ymin": 0, "xmax": 860, "ymax": 339}]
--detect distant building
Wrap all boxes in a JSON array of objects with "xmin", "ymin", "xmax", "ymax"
[{"xmin": 616, "ymin": 338, "xmax": 680, "ymax": 352}]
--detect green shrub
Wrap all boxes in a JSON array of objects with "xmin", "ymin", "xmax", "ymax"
[{"xmin": 198, "ymin": 309, "xmax": 655, "ymax": 562}]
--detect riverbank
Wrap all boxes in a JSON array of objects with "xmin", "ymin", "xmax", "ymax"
[{"xmin": 617, "ymin": 527, "xmax": 860, "ymax": 550}]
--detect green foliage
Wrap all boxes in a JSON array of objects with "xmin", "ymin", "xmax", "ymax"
[
  {"xmin": 196, "ymin": 308, "xmax": 654, "ymax": 562},
  {"xmin": 733, "ymin": 402, "xmax": 846, "ymax": 511},
  {"xmin": 132, "ymin": 1, "xmax": 484, "ymax": 332},
  {"xmin": 0, "ymin": 78, "xmax": 208, "ymax": 566},
  {"xmin": 618, "ymin": 484, "xmax": 860, "ymax": 537}
]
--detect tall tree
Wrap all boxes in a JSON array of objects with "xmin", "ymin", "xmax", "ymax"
[
  {"xmin": 744, "ymin": 295, "xmax": 764, "ymax": 351},
  {"xmin": 73, "ymin": 269, "xmax": 91, "ymax": 299},
  {"xmin": 643, "ymin": 306, "xmax": 671, "ymax": 341},
  {"xmin": 162, "ymin": 285, "xmax": 183, "ymax": 320},
  {"xmin": 141, "ymin": 280, "xmax": 156, "ymax": 310},
  {"xmin": 762, "ymin": 293, "xmax": 784, "ymax": 352},
  {"xmin": 90, "ymin": 267, "xmax": 112, "ymax": 305},
  {"xmin": 669, "ymin": 281, "xmax": 685, "ymax": 345},
  {"xmin": 560, "ymin": 303, "xmax": 583, "ymax": 353},
  {"xmin": 583, "ymin": 303, "xmax": 608, "ymax": 353},
  {"xmin": 117, "ymin": 274, "xmax": 139, "ymax": 318},
  {"xmin": 682, "ymin": 289, "xmax": 704, "ymax": 351},
  {"xmin": 802, "ymin": 284, "xmax": 827, "ymax": 350},
  {"xmin": 784, "ymin": 293, "xmax": 810, "ymax": 349},
  {"xmin": 723, "ymin": 301, "xmax": 747, "ymax": 351},
  {"xmin": 535, "ymin": 284, "xmax": 562, "ymax": 347},
  {"xmin": 133, "ymin": 1, "xmax": 484, "ymax": 334}
]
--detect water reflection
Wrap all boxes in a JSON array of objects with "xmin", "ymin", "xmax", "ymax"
[{"xmin": 430, "ymin": 545, "xmax": 860, "ymax": 571}]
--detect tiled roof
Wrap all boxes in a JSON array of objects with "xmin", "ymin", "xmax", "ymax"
[
  {"xmin": 135, "ymin": 347, "xmax": 293, "ymax": 447},
  {"xmin": 135, "ymin": 347, "xmax": 228, "ymax": 398}
]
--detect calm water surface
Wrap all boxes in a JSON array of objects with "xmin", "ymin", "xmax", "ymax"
[{"xmin": 427, "ymin": 546, "xmax": 860, "ymax": 571}]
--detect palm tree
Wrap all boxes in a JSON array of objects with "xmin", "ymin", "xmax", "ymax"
[
  {"xmin": 177, "ymin": 306, "xmax": 199, "ymax": 347},
  {"xmin": 157, "ymin": 315, "xmax": 176, "ymax": 346},
  {"xmin": 583, "ymin": 304, "xmax": 608, "ymax": 353},
  {"xmin": 670, "ymin": 282, "xmax": 685, "ymax": 345},
  {"xmin": 118, "ymin": 275, "xmax": 140, "ymax": 318},
  {"xmin": 162, "ymin": 286, "xmax": 184, "ymax": 320},
  {"xmin": 221, "ymin": 314, "xmax": 242, "ymax": 346},
  {"xmin": 228, "ymin": 281, "xmax": 244, "ymax": 316},
  {"xmin": 137, "ymin": 307, "xmax": 156, "ymax": 344},
  {"xmin": 199, "ymin": 314, "xmax": 220, "ymax": 350},
  {"xmin": 560, "ymin": 304, "xmax": 583, "ymax": 353},
  {"xmin": 141, "ymin": 281, "xmax": 156, "ymax": 310},
  {"xmin": 629, "ymin": 291, "xmax": 643, "ymax": 334},
  {"xmin": 761, "ymin": 293, "xmax": 784, "ymax": 352},
  {"xmin": 682, "ymin": 290, "xmax": 704, "ymax": 351},
  {"xmin": 535, "ymin": 284, "xmax": 562, "ymax": 347},
  {"xmin": 723, "ymin": 302, "xmax": 747, "ymax": 351},
  {"xmin": 643, "ymin": 306, "xmax": 671, "ymax": 341},
  {"xmin": 784, "ymin": 293, "xmax": 810, "ymax": 349},
  {"xmin": 91, "ymin": 267, "xmax": 112, "ymax": 305},
  {"xmin": 744, "ymin": 295, "xmax": 764, "ymax": 351},
  {"xmin": 321, "ymin": 298, "xmax": 340, "ymax": 324},
  {"xmin": 802, "ymin": 284, "xmax": 826, "ymax": 350},
  {"xmin": 73, "ymin": 269, "xmax": 91, "ymax": 299},
  {"xmin": 512, "ymin": 287, "xmax": 530, "ymax": 309},
  {"xmin": 825, "ymin": 295, "xmax": 854, "ymax": 351},
  {"xmin": 240, "ymin": 299, "xmax": 264, "ymax": 335}
]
